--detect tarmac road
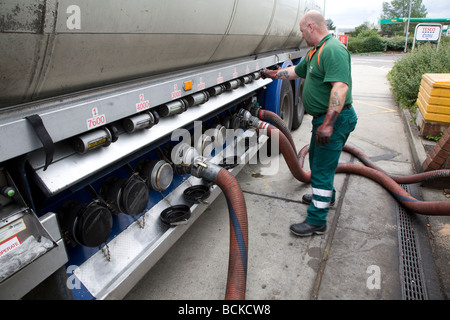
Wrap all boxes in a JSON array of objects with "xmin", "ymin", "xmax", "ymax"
[{"xmin": 125, "ymin": 53, "xmax": 449, "ymax": 301}]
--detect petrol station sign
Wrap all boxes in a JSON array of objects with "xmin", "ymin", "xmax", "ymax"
[
  {"xmin": 412, "ymin": 23, "xmax": 443, "ymax": 50},
  {"xmin": 415, "ymin": 25, "xmax": 442, "ymax": 41}
]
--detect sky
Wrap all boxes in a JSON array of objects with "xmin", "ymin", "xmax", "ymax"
[{"xmin": 324, "ymin": 0, "xmax": 450, "ymax": 30}]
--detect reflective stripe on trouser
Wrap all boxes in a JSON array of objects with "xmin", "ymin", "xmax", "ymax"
[{"xmin": 306, "ymin": 108, "xmax": 357, "ymax": 226}]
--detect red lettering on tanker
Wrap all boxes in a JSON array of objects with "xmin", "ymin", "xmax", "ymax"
[
  {"xmin": 217, "ymin": 72, "xmax": 224, "ymax": 84},
  {"xmin": 0, "ymin": 236, "xmax": 21, "ymax": 258},
  {"xmin": 136, "ymin": 94, "xmax": 150, "ymax": 112},
  {"xmin": 171, "ymin": 84, "xmax": 182, "ymax": 100},
  {"xmin": 197, "ymin": 77, "xmax": 206, "ymax": 90},
  {"xmin": 87, "ymin": 107, "xmax": 106, "ymax": 130}
]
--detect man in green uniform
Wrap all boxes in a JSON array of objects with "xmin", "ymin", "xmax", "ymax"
[{"xmin": 262, "ymin": 10, "xmax": 358, "ymax": 236}]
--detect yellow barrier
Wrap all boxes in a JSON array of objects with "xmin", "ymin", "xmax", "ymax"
[
  {"xmin": 417, "ymin": 73, "xmax": 450, "ymax": 124},
  {"xmin": 415, "ymin": 73, "xmax": 450, "ymax": 137}
]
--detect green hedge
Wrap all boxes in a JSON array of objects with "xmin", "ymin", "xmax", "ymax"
[
  {"xmin": 348, "ymin": 36, "xmax": 384, "ymax": 53},
  {"xmin": 348, "ymin": 36, "xmax": 383, "ymax": 53},
  {"xmin": 387, "ymin": 41, "xmax": 450, "ymax": 109},
  {"xmin": 348, "ymin": 35, "xmax": 414, "ymax": 53},
  {"xmin": 383, "ymin": 36, "xmax": 412, "ymax": 51}
]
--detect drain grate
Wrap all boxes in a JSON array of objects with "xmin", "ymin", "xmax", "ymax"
[{"xmin": 396, "ymin": 184, "xmax": 428, "ymax": 300}]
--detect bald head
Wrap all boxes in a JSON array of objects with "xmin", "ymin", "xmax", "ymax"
[
  {"xmin": 299, "ymin": 10, "xmax": 329, "ymax": 47},
  {"xmin": 301, "ymin": 10, "xmax": 328, "ymax": 32}
]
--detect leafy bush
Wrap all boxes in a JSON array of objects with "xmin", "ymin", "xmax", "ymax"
[
  {"xmin": 364, "ymin": 35, "xmax": 384, "ymax": 52},
  {"xmin": 348, "ymin": 35, "xmax": 384, "ymax": 53},
  {"xmin": 388, "ymin": 41, "xmax": 450, "ymax": 109},
  {"xmin": 348, "ymin": 35, "xmax": 415, "ymax": 53},
  {"xmin": 348, "ymin": 37, "xmax": 364, "ymax": 53},
  {"xmin": 383, "ymin": 36, "xmax": 413, "ymax": 51},
  {"xmin": 357, "ymin": 29, "xmax": 379, "ymax": 38}
]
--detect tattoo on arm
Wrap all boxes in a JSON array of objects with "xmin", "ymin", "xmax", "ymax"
[
  {"xmin": 276, "ymin": 70, "xmax": 290, "ymax": 79},
  {"xmin": 331, "ymin": 92, "xmax": 340, "ymax": 108},
  {"xmin": 329, "ymin": 82, "xmax": 348, "ymax": 112}
]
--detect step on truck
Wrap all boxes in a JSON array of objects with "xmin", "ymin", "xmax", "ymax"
[{"xmin": 0, "ymin": 0, "xmax": 323, "ymax": 300}]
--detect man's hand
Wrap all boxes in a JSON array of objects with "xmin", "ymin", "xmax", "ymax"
[
  {"xmin": 261, "ymin": 66, "xmax": 298, "ymax": 80},
  {"xmin": 260, "ymin": 68, "xmax": 279, "ymax": 79},
  {"xmin": 316, "ymin": 110, "xmax": 339, "ymax": 145}
]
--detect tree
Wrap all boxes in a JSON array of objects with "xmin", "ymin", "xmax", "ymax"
[
  {"xmin": 351, "ymin": 22, "xmax": 378, "ymax": 37},
  {"xmin": 381, "ymin": 0, "xmax": 428, "ymax": 36},
  {"xmin": 326, "ymin": 19, "xmax": 336, "ymax": 31}
]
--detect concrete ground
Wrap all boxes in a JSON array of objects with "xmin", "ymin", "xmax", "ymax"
[{"xmin": 124, "ymin": 54, "xmax": 449, "ymax": 301}]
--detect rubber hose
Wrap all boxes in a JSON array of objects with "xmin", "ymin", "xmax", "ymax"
[
  {"xmin": 259, "ymin": 110, "xmax": 450, "ymax": 185},
  {"xmin": 214, "ymin": 168, "xmax": 248, "ymax": 300},
  {"xmin": 263, "ymin": 123, "xmax": 450, "ymax": 216},
  {"xmin": 335, "ymin": 162, "xmax": 450, "ymax": 216},
  {"xmin": 342, "ymin": 144, "xmax": 450, "ymax": 184},
  {"xmin": 258, "ymin": 109, "xmax": 297, "ymax": 154},
  {"xmin": 262, "ymin": 123, "xmax": 311, "ymax": 182}
]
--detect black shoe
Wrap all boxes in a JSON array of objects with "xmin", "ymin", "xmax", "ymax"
[
  {"xmin": 290, "ymin": 221, "xmax": 326, "ymax": 237},
  {"xmin": 302, "ymin": 194, "xmax": 335, "ymax": 206}
]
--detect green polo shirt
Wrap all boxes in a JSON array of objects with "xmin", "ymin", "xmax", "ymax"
[{"xmin": 295, "ymin": 34, "xmax": 352, "ymax": 116}]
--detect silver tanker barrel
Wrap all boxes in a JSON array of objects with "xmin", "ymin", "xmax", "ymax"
[{"xmin": 0, "ymin": 0, "xmax": 315, "ymax": 108}]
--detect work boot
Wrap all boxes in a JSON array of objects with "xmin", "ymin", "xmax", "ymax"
[
  {"xmin": 290, "ymin": 221, "xmax": 326, "ymax": 237},
  {"xmin": 302, "ymin": 194, "xmax": 335, "ymax": 206}
]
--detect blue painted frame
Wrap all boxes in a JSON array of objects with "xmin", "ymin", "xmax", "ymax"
[{"xmin": 263, "ymin": 58, "xmax": 302, "ymax": 115}]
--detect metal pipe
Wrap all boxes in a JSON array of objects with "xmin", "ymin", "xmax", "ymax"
[
  {"xmin": 72, "ymin": 127, "xmax": 113, "ymax": 154},
  {"xmin": 158, "ymin": 99, "xmax": 188, "ymax": 117}
]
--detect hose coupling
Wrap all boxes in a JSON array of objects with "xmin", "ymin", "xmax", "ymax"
[
  {"xmin": 234, "ymin": 108, "xmax": 263, "ymax": 129},
  {"xmin": 171, "ymin": 143, "xmax": 222, "ymax": 182},
  {"xmin": 191, "ymin": 157, "xmax": 222, "ymax": 183}
]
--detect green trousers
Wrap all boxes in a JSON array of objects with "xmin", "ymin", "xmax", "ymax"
[{"xmin": 306, "ymin": 107, "xmax": 358, "ymax": 226}]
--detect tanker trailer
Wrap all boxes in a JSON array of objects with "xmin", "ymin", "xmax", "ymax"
[{"xmin": 0, "ymin": 0, "xmax": 324, "ymax": 299}]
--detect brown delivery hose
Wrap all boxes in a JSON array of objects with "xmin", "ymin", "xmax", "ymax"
[
  {"xmin": 342, "ymin": 144, "xmax": 450, "ymax": 184},
  {"xmin": 214, "ymin": 168, "xmax": 248, "ymax": 300},
  {"xmin": 261, "ymin": 121, "xmax": 450, "ymax": 216},
  {"xmin": 257, "ymin": 109, "xmax": 297, "ymax": 154},
  {"xmin": 258, "ymin": 109, "xmax": 450, "ymax": 185}
]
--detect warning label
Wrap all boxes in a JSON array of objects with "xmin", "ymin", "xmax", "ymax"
[
  {"xmin": 0, "ymin": 218, "xmax": 26, "ymax": 243},
  {"xmin": 0, "ymin": 236, "xmax": 21, "ymax": 258}
]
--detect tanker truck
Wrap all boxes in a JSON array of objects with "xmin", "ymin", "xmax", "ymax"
[{"xmin": 0, "ymin": 0, "xmax": 324, "ymax": 300}]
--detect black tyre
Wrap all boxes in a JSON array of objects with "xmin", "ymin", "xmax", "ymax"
[
  {"xmin": 279, "ymin": 79, "xmax": 294, "ymax": 131},
  {"xmin": 292, "ymin": 78, "xmax": 305, "ymax": 131}
]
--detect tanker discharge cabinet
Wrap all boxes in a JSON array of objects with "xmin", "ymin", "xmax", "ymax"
[{"xmin": 0, "ymin": 0, "xmax": 323, "ymax": 299}]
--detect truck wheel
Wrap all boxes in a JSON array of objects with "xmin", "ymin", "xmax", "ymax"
[
  {"xmin": 279, "ymin": 80, "xmax": 294, "ymax": 131},
  {"xmin": 292, "ymin": 78, "xmax": 305, "ymax": 131}
]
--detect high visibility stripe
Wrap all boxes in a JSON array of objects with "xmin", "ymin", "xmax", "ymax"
[
  {"xmin": 312, "ymin": 199, "xmax": 331, "ymax": 209},
  {"xmin": 312, "ymin": 187, "xmax": 333, "ymax": 198}
]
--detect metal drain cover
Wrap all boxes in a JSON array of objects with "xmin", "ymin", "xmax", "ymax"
[{"xmin": 396, "ymin": 184, "xmax": 428, "ymax": 300}]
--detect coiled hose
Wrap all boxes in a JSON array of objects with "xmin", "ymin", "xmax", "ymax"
[
  {"xmin": 214, "ymin": 167, "xmax": 248, "ymax": 300},
  {"xmin": 258, "ymin": 114, "xmax": 450, "ymax": 216}
]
